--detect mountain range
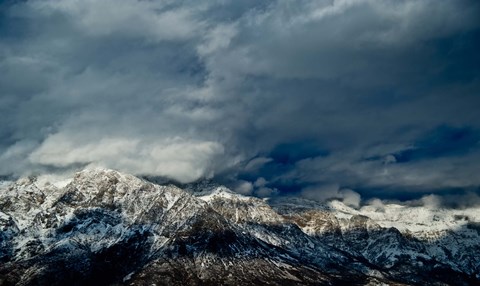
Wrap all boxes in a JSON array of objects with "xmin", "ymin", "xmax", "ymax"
[{"xmin": 1, "ymin": 168, "xmax": 479, "ymax": 285}]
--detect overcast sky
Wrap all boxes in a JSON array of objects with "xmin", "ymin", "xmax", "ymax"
[{"xmin": 1, "ymin": 0, "xmax": 480, "ymax": 204}]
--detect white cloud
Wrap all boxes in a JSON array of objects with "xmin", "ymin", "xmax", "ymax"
[
  {"xmin": 197, "ymin": 23, "xmax": 238, "ymax": 56},
  {"xmin": 0, "ymin": 140, "xmax": 38, "ymax": 175},
  {"xmin": 255, "ymin": 187, "xmax": 278, "ymax": 198},
  {"xmin": 301, "ymin": 184, "xmax": 362, "ymax": 208},
  {"xmin": 383, "ymin": 154, "xmax": 397, "ymax": 164},
  {"xmin": 340, "ymin": 188, "xmax": 361, "ymax": 208},
  {"xmin": 364, "ymin": 198, "xmax": 385, "ymax": 212},
  {"xmin": 254, "ymin": 177, "xmax": 267, "ymax": 188},
  {"xmin": 28, "ymin": 0, "xmax": 201, "ymax": 42},
  {"xmin": 234, "ymin": 180, "xmax": 254, "ymax": 195},
  {"xmin": 420, "ymin": 194, "xmax": 441, "ymax": 209},
  {"xmin": 29, "ymin": 133, "xmax": 224, "ymax": 183}
]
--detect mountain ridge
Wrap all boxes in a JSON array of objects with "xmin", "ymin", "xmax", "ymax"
[{"xmin": 0, "ymin": 168, "xmax": 478, "ymax": 285}]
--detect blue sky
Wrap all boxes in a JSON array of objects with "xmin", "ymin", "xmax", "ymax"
[{"xmin": 1, "ymin": 0, "xmax": 479, "ymax": 205}]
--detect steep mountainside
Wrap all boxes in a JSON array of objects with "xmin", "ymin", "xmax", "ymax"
[{"xmin": 0, "ymin": 168, "xmax": 479, "ymax": 285}]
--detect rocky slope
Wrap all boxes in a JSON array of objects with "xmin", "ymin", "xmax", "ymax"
[{"xmin": 0, "ymin": 168, "xmax": 479, "ymax": 285}]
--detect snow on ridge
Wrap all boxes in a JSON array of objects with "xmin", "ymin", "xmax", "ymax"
[
  {"xmin": 198, "ymin": 186, "xmax": 252, "ymax": 202},
  {"xmin": 274, "ymin": 197, "xmax": 480, "ymax": 236},
  {"xmin": 4, "ymin": 167, "xmax": 478, "ymax": 236},
  {"xmin": 35, "ymin": 175, "xmax": 72, "ymax": 189},
  {"xmin": 359, "ymin": 203, "xmax": 480, "ymax": 233},
  {"xmin": 324, "ymin": 199, "xmax": 480, "ymax": 233},
  {"xmin": 0, "ymin": 180, "xmax": 13, "ymax": 190}
]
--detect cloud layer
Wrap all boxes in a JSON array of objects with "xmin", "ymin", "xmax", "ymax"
[{"xmin": 1, "ymin": 0, "xmax": 480, "ymax": 201}]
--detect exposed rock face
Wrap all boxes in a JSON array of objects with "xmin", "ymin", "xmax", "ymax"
[{"xmin": 0, "ymin": 168, "xmax": 478, "ymax": 285}]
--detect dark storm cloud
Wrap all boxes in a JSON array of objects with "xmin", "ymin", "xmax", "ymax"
[
  {"xmin": 1, "ymin": 0, "xmax": 479, "ymax": 203},
  {"xmin": 394, "ymin": 126, "xmax": 479, "ymax": 163}
]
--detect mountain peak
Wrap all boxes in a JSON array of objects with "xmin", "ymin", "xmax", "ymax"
[
  {"xmin": 1, "ymin": 168, "xmax": 479, "ymax": 285},
  {"xmin": 197, "ymin": 186, "xmax": 250, "ymax": 201}
]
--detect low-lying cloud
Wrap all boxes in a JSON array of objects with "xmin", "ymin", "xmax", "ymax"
[{"xmin": 301, "ymin": 184, "xmax": 362, "ymax": 208}]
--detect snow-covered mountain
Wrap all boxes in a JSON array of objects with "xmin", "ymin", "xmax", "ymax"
[{"xmin": 0, "ymin": 168, "xmax": 479, "ymax": 285}]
